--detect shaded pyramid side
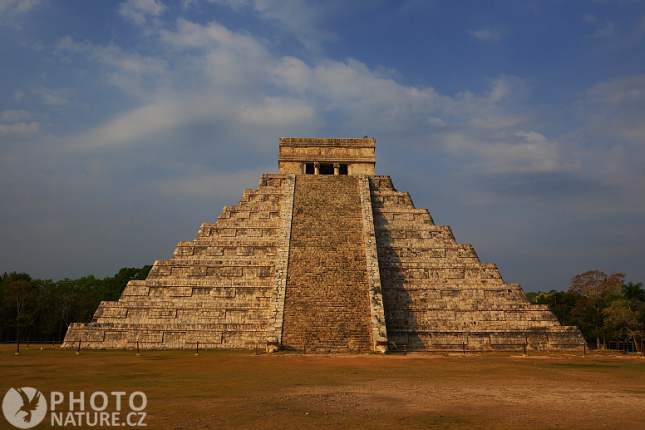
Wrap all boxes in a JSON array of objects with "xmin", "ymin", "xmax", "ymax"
[
  {"xmin": 62, "ymin": 174, "xmax": 287, "ymax": 350},
  {"xmin": 370, "ymin": 176, "xmax": 585, "ymax": 351}
]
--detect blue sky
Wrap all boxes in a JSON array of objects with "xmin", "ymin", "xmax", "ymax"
[{"xmin": 1, "ymin": 0, "xmax": 644, "ymax": 292}]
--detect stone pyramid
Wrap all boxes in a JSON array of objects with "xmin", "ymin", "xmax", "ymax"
[{"xmin": 63, "ymin": 138, "xmax": 585, "ymax": 352}]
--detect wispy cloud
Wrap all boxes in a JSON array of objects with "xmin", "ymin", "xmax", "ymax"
[
  {"xmin": 444, "ymin": 130, "xmax": 564, "ymax": 174},
  {"xmin": 34, "ymin": 88, "xmax": 69, "ymax": 105},
  {"xmin": 468, "ymin": 28, "xmax": 503, "ymax": 42},
  {"xmin": 0, "ymin": 121, "xmax": 39, "ymax": 134},
  {"xmin": 0, "ymin": 0, "xmax": 44, "ymax": 17},
  {"xmin": 583, "ymin": 13, "xmax": 598, "ymax": 23},
  {"xmin": 157, "ymin": 166, "xmax": 272, "ymax": 197},
  {"xmin": 119, "ymin": 0, "xmax": 166, "ymax": 25},
  {"xmin": 201, "ymin": 0, "xmax": 366, "ymax": 51},
  {"xmin": 0, "ymin": 0, "xmax": 44, "ymax": 28},
  {"xmin": 582, "ymin": 73, "xmax": 645, "ymax": 143},
  {"xmin": 591, "ymin": 21, "xmax": 615, "ymax": 38},
  {"xmin": 1, "ymin": 109, "xmax": 31, "ymax": 122}
]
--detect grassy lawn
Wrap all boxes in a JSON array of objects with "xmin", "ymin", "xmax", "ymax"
[{"xmin": 2, "ymin": 344, "xmax": 644, "ymax": 429}]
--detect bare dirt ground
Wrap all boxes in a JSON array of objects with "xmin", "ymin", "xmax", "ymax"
[{"xmin": 1, "ymin": 345, "xmax": 644, "ymax": 429}]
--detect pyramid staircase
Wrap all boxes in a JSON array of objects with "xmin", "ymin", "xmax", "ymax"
[{"xmin": 280, "ymin": 175, "xmax": 373, "ymax": 352}]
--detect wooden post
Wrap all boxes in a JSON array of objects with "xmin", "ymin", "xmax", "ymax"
[
  {"xmin": 195, "ymin": 341, "xmax": 199, "ymax": 356},
  {"xmin": 76, "ymin": 340, "xmax": 81, "ymax": 355},
  {"xmin": 136, "ymin": 340, "xmax": 140, "ymax": 356},
  {"xmin": 403, "ymin": 345, "xmax": 407, "ymax": 356},
  {"xmin": 16, "ymin": 339, "xmax": 20, "ymax": 355},
  {"xmin": 26, "ymin": 337, "xmax": 30, "ymax": 350},
  {"xmin": 304, "ymin": 344, "xmax": 306, "ymax": 355},
  {"xmin": 524, "ymin": 343, "xmax": 527, "ymax": 355},
  {"xmin": 462, "ymin": 341, "xmax": 466, "ymax": 355},
  {"xmin": 52, "ymin": 337, "xmax": 55, "ymax": 347},
  {"xmin": 583, "ymin": 342, "xmax": 586, "ymax": 357},
  {"xmin": 255, "ymin": 343, "xmax": 258, "ymax": 356}
]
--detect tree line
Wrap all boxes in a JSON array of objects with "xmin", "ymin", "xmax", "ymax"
[
  {"xmin": 0, "ymin": 266, "xmax": 152, "ymax": 343},
  {"xmin": 1, "ymin": 266, "xmax": 643, "ymax": 350},
  {"xmin": 527, "ymin": 270, "xmax": 645, "ymax": 351}
]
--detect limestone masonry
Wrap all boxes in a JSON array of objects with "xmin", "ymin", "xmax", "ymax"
[{"xmin": 63, "ymin": 137, "xmax": 585, "ymax": 352}]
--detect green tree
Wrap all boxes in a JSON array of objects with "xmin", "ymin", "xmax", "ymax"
[
  {"xmin": 603, "ymin": 298, "xmax": 644, "ymax": 351},
  {"xmin": 101, "ymin": 265, "xmax": 152, "ymax": 301},
  {"xmin": 38, "ymin": 280, "xmax": 77, "ymax": 341},
  {"xmin": 0, "ymin": 265, "xmax": 153, "ymax": 341},
  {"xmin": 528, "ymin": 290, "xmax": 581, "ymax": 326},
  {"xmin": 622, "ymin": 282, "xmax": 645, "ymax": 304},
  {"xmin": 2, "ymin": 279, "xmax": 40, "ymax": 341},
  {"xmin": 569, "ymin": 270, "xmax": 626, "ymax": 349}
]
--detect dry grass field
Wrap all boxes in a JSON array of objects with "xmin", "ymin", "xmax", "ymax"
[{"xmin": 1, "ymin": 344, "xmax": 644, "ymax": 430}]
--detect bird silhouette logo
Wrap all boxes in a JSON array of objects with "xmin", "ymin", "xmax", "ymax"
[{"xmin": 2, "ymin": 387, "xmax": 47, "ymax": 429}]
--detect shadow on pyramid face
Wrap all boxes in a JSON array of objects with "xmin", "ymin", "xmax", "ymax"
[{"xmin": 370, "ymin": 176, "xmax": 423, "ymax": 351}]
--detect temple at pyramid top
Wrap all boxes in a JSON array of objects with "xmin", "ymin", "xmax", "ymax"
[{"xmin": 278, "ymin": 137, "xmax": 376, "ymax": 175}]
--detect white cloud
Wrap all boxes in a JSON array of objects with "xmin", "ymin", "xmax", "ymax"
[
  {"xmin": 1, "ymin": 109, "xmax": 31, "ymax": 122},
  {"xmin": 56, "ymin": 36, "xmax": 168, "ymax": 76},
  {"xmin": 585, "ymin": 73, "xmax": 645, "ymax": 106},
  {"xmin": 591, "ymin": 21, "xmax": 615, "ymax": 38},
  {"xmin": 119, "ymin": 0, "xmax": 166, "ymax": 25},
  {"xmin": 0, "ymin": 121, "xmax": 39, "ymax": 134},
  {"xmin": 428, "ymin": 117, "xmax": 445, "ymax": 126},
  {"xmin": 55, "ymin": 35, "xmax": 87, "ymax": 54},
  {"xmin": 160, "ymin": 18, "xmax": 269, "ymax": 59},
  {"xmin": 583, "ymin": 13, "xmax": 597, "ymax": 23},
  {"xmin": 13, "ymin": 90, "xmax": 25, "ymax": 101},
  {"xmin": 469, "ymin": 117, "xmax": 525, "ymax": 129},
  {"xmin": 67, "ymin": 92, "xmax": 318, "ymax": 151},
  {"xmin": 0, "ymin": 0, "xmax": 43, "ymax": 16},
  {"xmin": 0, "ymin": 0, "xmax": 43, "ymax": 27},
  {"xmin": 202, "ymin": 0, "xmax": 353, "ymax": 51},
  {"xmin": 239, "ymin": 97, "xmax": 315, "ymax": 126},
  {"xmin": 267, "ymin": 56, "xmax": 452, "ymax": 132},
  {"xmin": 157, "ymin": 166, "xmax": 271, "ymax": 197},
  {"xmin": 56, "ymin": 36, "xmax": 169, "ymax": 99},
  {"xmin": 443, "ymin": 130, "xmax": 564, "ymax": 174},
  {"xmin": 488, "ymin": 78, "xmax": 514, "ymax": 102},
  {"xmin": 36, "ymin": 89, "xmax": 69, "ymax": 105},
  {"xmin": 468, "ymin": 29, "xmax": 503, "ymax": 42},
  {"xmin": 582, "ymin": 74, "xmax": 645, "ymax": 143},
  {"xmin": 68, "ymin": 101, "xmax": 191, "ymax": 150}
]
